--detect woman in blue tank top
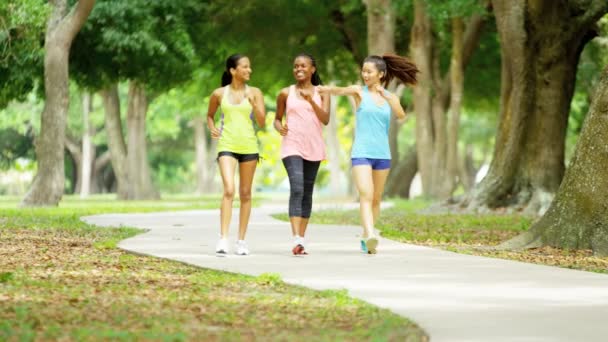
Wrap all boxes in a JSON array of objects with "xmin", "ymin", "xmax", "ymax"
[{"xmin": 318, "ymin": 54, "xmax": 418, "ymax": 254}]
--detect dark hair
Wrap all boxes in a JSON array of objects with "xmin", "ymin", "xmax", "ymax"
[
  {"xmin": 221, "ymin": 54, "xmax": 247, "ymax": 86},
  {"xmin": 363, "ymin": 54, "xmax": 419, "ymax": 87},
  {"xmin": 295, "ymin": 53, "xmax": 323, "ymax": 86}
]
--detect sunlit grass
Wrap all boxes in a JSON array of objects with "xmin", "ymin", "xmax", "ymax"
[{"xmin": 0, "ymin": 197, "xmax": 427, "ymax": 341}]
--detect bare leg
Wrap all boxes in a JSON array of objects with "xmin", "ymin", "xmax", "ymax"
[
  {"xmin": 290, "ymin": 217, "xmax": 302, "ymax": 237},
  {"xmin": 352, "ymin": 165, "xmax": 375, "ymax": 238},
  {"xmin": 218, "ymin": 156, "xmax": 237, "ymax": 239},
  {"xmin": 299, "ymin": 218, "xmax": 310, "ymax": 238},
  {"xmin": 237, "ymin": 159, "xmax": 257, "ymax": 240},
  {"xmin": 371, "ymin": 169, "xmax": 390, "ymax": 226}
]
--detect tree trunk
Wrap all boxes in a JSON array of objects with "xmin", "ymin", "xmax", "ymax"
[
  {"xmin": 64, "ymin": 136, "xmax": 81, "ymax": 194},
  {"xmin": 410, "ymin": 1, "xmax": 490, "ymax": 199},
  {"xmin": 100, "ymin": 83, "xmax": 131, "ymax": 199},
  {"xmin": 80, "ymin": 91, "xmax": 94, "ymax": 197},
  {"xmin": 499, "ymin": 64, "xmax": 608, "ymax": 256},
  {"xmin": 193, "ymin": 116, "xmax": 208, "ymax": 194},
  {"xmin": 91, "ymin": 150, "xmax": 110, "ymax": 194},
  {"xmin": 385, "ymin": 145, "xmax": 418, "ymax": 198},
  {"xmin": 467, "ymin": 0, "xmax": 607, "ymax": 215},
  {"xmin": 363, "ymin": 0, "xmax": 395, "ymax": 55},
  {"xmin": 126, "ymin": 81, "xmax": 159, "ymax": 200},
  {"xmin": 206, "ymin": 138, "xmax": 218, "ymax": 192},
  {"xmin": 326, "ymin": 93, "xmax": 343, "ymax": 195},
  {"xmin": 410, "ymin": 0, "xmax": 436, "ymax": 197},
  {"xmin": 21, "ymin": 0, "xmax": 96, "ymax": 206},
  {"xmin": 364, "ymin": 0, "xmax": 402, "ymax": 166},
  {"xmin": 440, "ymin": 17, "xmax": 465, "ymax": 197},
  {"xmin": 458, "ymin": 144, "xmax": 477, "ymax": 191}
]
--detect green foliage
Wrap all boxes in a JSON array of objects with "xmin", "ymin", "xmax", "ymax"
[
  {"xmin": 70, "ymin": 0, "xmax": 209, "ymax": 92},
  {"xmin": 0, "ymin": 0, "xmax": 48, "ymax": 108}
]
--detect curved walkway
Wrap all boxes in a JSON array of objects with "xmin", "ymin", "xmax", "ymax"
[{"xmin": 83, "ymin": 204, "xmax": 608, "ymax": 342}]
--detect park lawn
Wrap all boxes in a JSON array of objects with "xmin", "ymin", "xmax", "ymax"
[
  {"xmin": 0, "ymin": 198, "xmax": 427, "ymax": 341},
  {"xmin": 273, "ymin": 199, "xmax": 608, "ymax": 274}
]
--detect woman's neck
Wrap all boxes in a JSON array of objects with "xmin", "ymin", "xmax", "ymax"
[
  {"xmin": 230, "ymin": 80, "xmax": 246, "ymax": 90},
  {"xmin": 295, "ymin": 80, "xmax": 313, "ymax": 89},
  {"xmin": 367, "ymin": 82, "xmax": 381, "ymax": 92}
]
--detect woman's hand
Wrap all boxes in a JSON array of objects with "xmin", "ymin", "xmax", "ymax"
[
  {"xmin": 298, "ymin": 89, "xmax": 313, "ymax": 103},
  {"xmin": 374, "ymin": 84, "xmax": 389, "ymax": 99},
  {"xmin": 246, "ymin": 89, "xmax": 256, "ymax": 106},
  {"xmin": 210, "ymin": 126, "xmax": 221, "ymax": 139},
  {"xmin": 277, "ymin": 123, "xmax": 288, "ymax": 136}
]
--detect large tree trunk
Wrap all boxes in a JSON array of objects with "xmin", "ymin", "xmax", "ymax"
[
  {"xmin": 467, "ymin": 0, "xmax": 607, "ymax": 215},
  {"xmin": 126, "ymin": 81, "xmax": 158, "ymax": 200},
  {"xmin": 21, "ymin": 0, "xmax": 96, "ymax": 206},
  {"xmin": 500, "ymin": 64, "xmax": 608, "ymax": 256},
  {"xmin": 80, "ymin": 91, "xmax": 94, "ymax": 197},
  {"xmin": 100, "ymin": 83, "xmax": 131, "ymax": 199}
]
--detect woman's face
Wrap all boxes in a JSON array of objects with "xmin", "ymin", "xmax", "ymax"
[
  {"xmin": 293, "ymin": 56, "xmax": 315, "ymax": 82},
  {"xmin": 361, "ymin": 62, "xmax": 383, "ymax": 86},
  {"xmin": 231, "ymin": 57, "xmax": 252, "ymax": 81}
]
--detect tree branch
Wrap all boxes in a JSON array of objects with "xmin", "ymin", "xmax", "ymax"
[
  {"xmin": 64, "ymin": 135, "xmax": 81, "ymax": 158},
  {"xmin": 573, "ymin": 0, "xmax": 608, "ymax": 29},
  {"xmin": 94, "ymin": 150, "xmax": 111, "ymax": 172},
  {"xmin": 58, "ymin": 0, "xmax": 96, "ymax": 43}
]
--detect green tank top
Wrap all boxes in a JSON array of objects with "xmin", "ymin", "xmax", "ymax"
[{"xmin": 216, "ymin": 85, "xmax": 259, "ymax": 154}]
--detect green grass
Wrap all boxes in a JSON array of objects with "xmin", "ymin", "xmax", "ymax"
[
  {"xmin": 0, "ymin": 196, "xmax": 427, "ymax": 341},
  {"xmin": 274, "ymin": 199, "xmax": 608, "ymax": 274}
]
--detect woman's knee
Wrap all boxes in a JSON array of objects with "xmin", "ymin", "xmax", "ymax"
[
  {"xmin": 239, "ymin": 188, "xmax": 252, "ymax": 202},
  {"xmin": 223, "ymin": 187, "xmax": 235, "ymax": 200}
]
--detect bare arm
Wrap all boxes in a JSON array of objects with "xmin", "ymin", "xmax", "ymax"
[
  {"xmin": 317, "ymin": 85, "xmax": 362, "ymax": 109},
  {"xmin": 248, "ymin": 87, "xmax": 266, "ymax": 128},
  {"xmin": 274, "ymin": 88, "xmax": 289, "ymax": 136},
  {"xmin": 206, "ymin": 88, "xmax": 222, "ymax": 138}
]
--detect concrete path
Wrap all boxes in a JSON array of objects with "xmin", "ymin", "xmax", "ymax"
[{"xmin": 83, "ymin": 204, "xmax": 608, "ymax": 342}]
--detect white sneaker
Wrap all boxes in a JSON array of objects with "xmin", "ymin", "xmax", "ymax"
[
  {"xmin": 216, "ymin": 238, "xmax": 229, "ymax": 256},
  {"xmin": 235, "ymin": 240, "xmax": 249, "ymax": 256}
]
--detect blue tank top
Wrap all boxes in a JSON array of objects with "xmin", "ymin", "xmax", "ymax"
[{"xmin": 351, "ymin": 86, "xmax": 391, "ymax": 159}]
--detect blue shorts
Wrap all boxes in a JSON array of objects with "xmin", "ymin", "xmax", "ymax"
[{"xmin": 351, "ymin": 158, "xmax": 391, "ymax": 170}]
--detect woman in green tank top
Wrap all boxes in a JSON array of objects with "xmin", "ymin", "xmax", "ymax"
[{"xmin": 206, "ymin": 54, "xmax": 266, "ymax": 256}]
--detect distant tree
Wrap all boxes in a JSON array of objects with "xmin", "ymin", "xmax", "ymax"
[{"xmin": 71, "ymin": 0, "xmax": 211, "ymax": 199}]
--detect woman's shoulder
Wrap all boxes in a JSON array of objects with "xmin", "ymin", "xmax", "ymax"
[
  {"xmin": 247, "ymin": 85, "xmax": 264, "ymax": 96},
  {"xmin": 211, "ymin": 86, "xmax": 225, "ymax": 98}
]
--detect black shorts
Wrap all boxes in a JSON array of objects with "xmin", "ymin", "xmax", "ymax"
[{"xmin": 217, "ymin": 151, "xmax": 259, "ymax": 163}]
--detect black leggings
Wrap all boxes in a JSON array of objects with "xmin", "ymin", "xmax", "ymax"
[{"xmin": 282, "ymin": 156, "xmax": 321, "ymax": 218}]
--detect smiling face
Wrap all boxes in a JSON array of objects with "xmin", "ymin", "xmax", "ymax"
[
  {"xmin": 230, "ymin": 57, "xmax": 252, "ymax": 82},
  {"xmin": 293, "ymin": 56, "xmax": 315, "ymax": 82},
  {"xmin": 361, "ymin": 62, "xmax": 384, "ymax": 87}
]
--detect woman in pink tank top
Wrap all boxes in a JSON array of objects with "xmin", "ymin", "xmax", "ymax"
[{"xmin": 274, "ymin": 53, "xmax": 330, "ymax": 255}]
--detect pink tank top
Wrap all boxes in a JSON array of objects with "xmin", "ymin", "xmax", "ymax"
[{"xmin": 281, "ymin": 85, "xmax": 326, "ymax": 161}]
